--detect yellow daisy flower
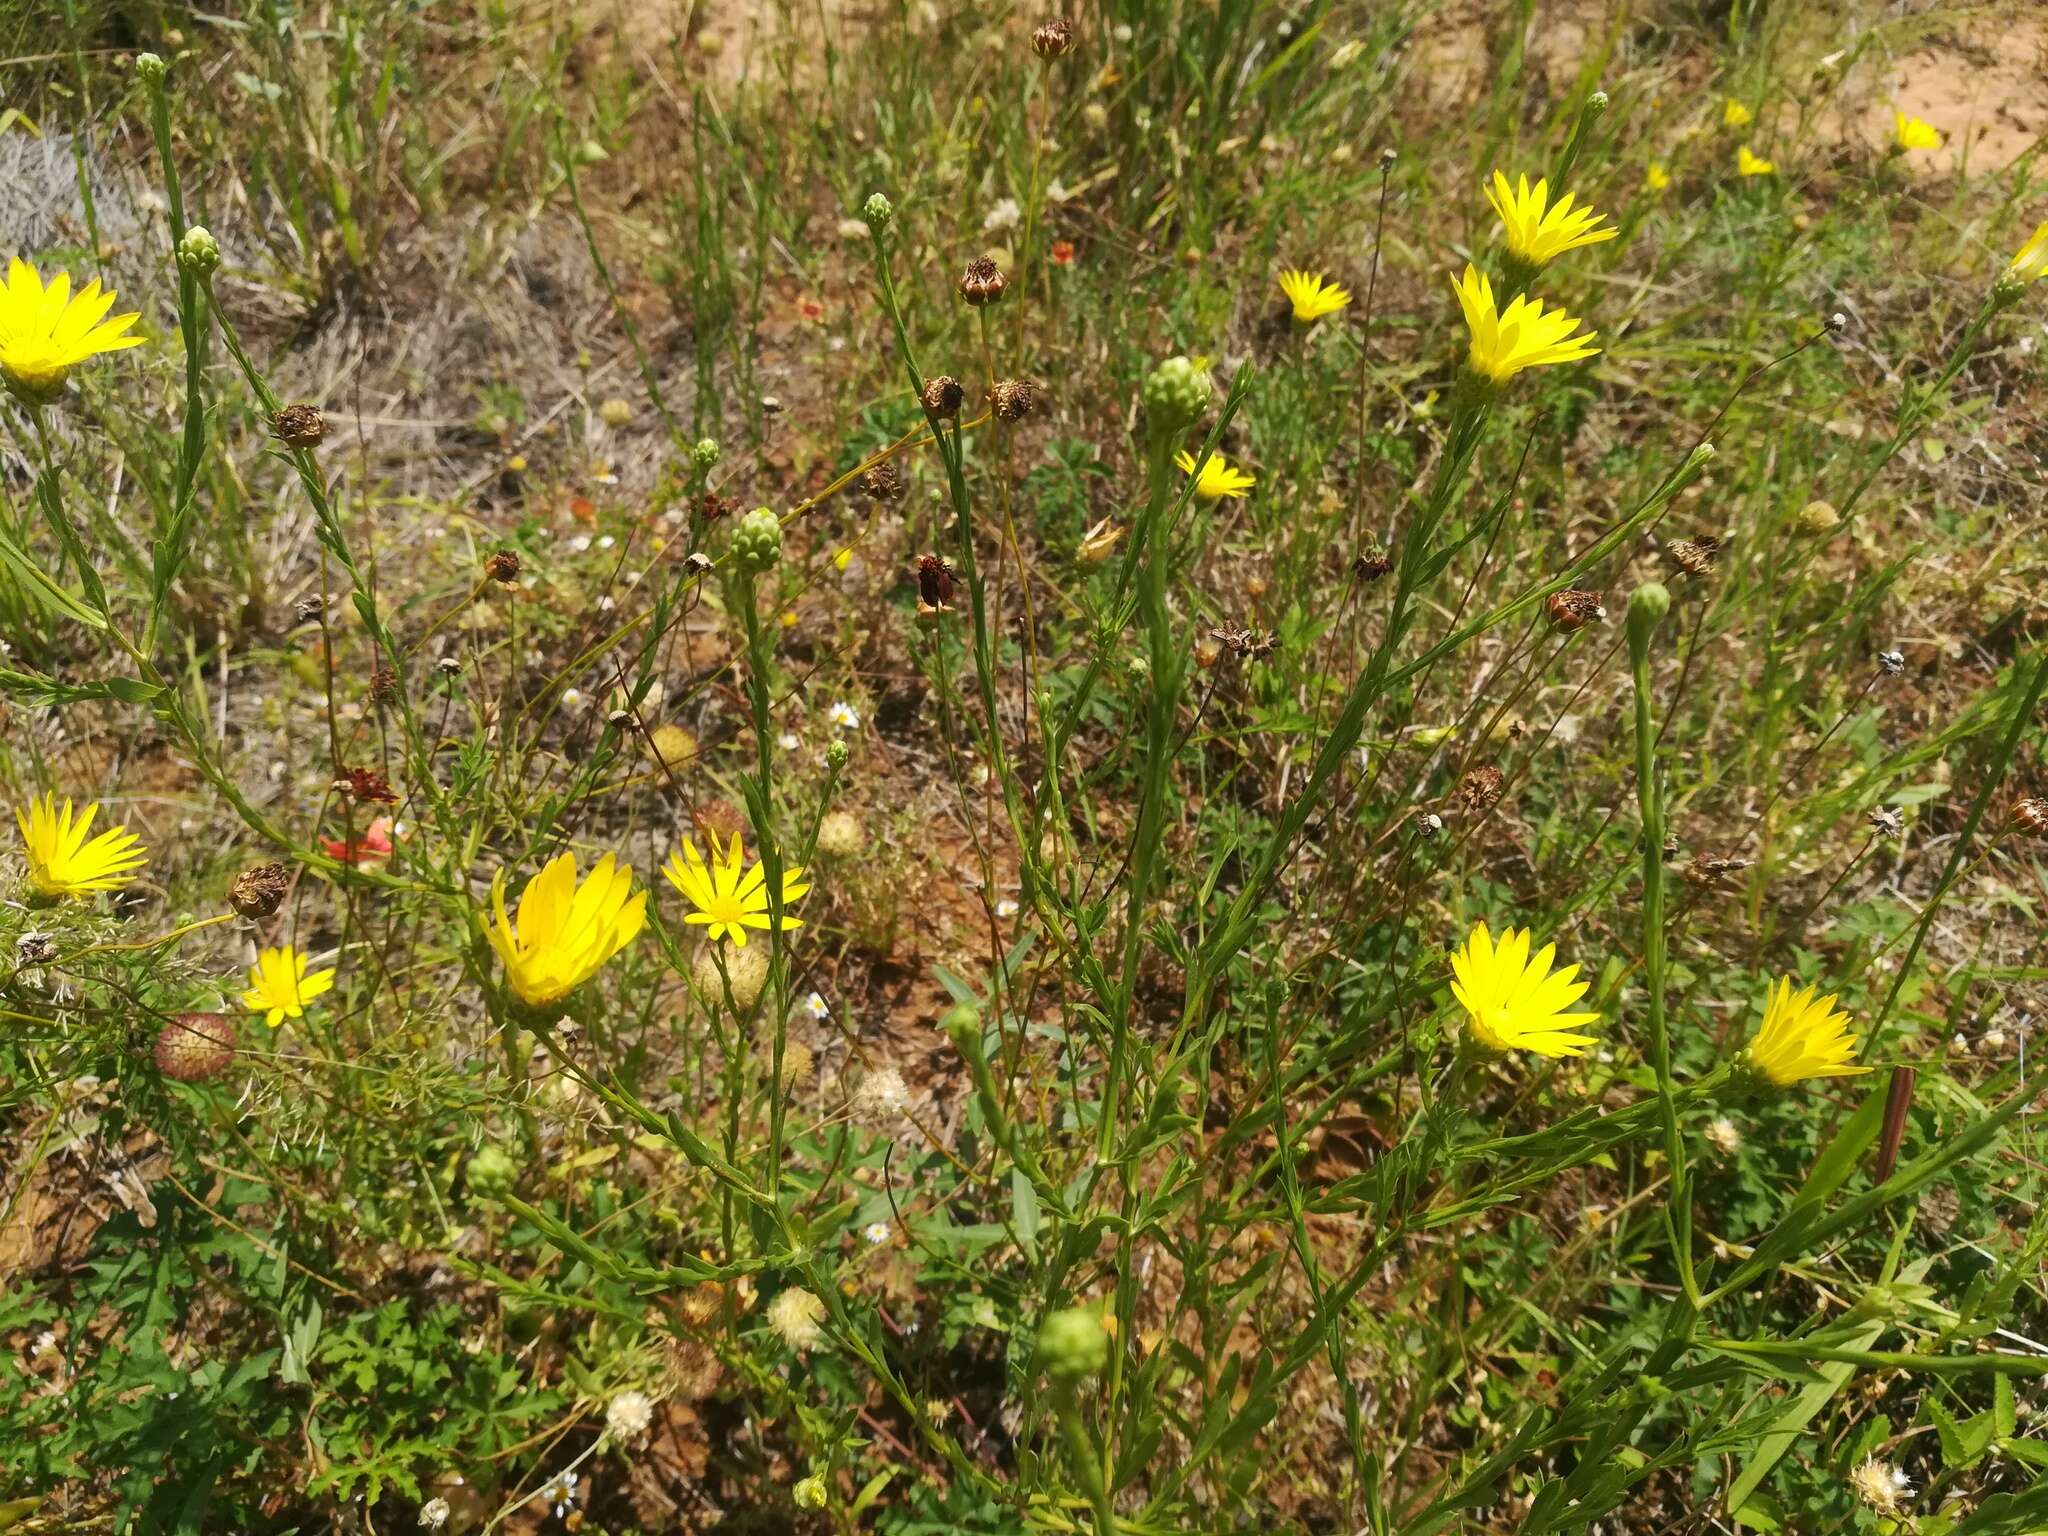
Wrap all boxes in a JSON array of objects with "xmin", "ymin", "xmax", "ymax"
[
  {"xmin": 1448, "ymin": 921, "xmax": 1599, "ymax": 1058},
  {"xmin": 0, "ymin": 258, "xmax": 144, "ymax": 403},
  {"xmin": 1741, "ymin": 977, "xmax": 1869, "ymax": 1087},
  {"xmin": 1892, "ymin": 111, "xmax": 1941, "ymax": 153},
  {"xmin": 16, "ymin": 792, "xmax": 146, "ymax": 898},
  {"xmin": 242, "ymin": 945, "xmax": 337, "ymax": 1029},
  {"xmin": 1277, "ymin": 268, "xmax": 1352, "ymax": 324},
  {"xmin": 2006, "ymin": 220, "xmax": 2048, "ymax": 284},
  {"xmin": 662, "ymin": 832, "xmax": 809, "ymax": 947},
  {"xmin": 1646, "ymin": 162, "xmax": 1672, "ymax": 193},
  {"xmin": 1722, "ymin": 98, "xmax": 1753, "ymax": 129},
  {"xmin": 1485, "ymin": 171, "xmax": 1617, "ymax": 269},
  {"xmin": 486, "ymin": 850, "xmax": 647, "ymax": 1007},
  {"xmin": 1173, "ymin": 450, "xmax": 1256, "ymax": 500},
  {"xmin": 1736, "ymin": 145, "xmax": 1776, "ymax": 178},
  {"xmin": 1449, "ymin": 264, "xmax": 1599, "ymax": 386}
]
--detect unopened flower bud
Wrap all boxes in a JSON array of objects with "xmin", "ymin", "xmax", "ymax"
[
  {"xmin": 176, "ymin": 225, "xmax": 221, "ymax": 276},
  {"xmin": 1795, "ymin": 499, "xmax": 1840, "ymax": 535},
  {"xmin": 733, "ymin": 507, "xmax": 782, "ymax": 571},
  {"xmin": 690, "ymin": 436, "xmax": 720, "ymax": 469},
  {"xmin": 1586, "ymin": 89, "xmax": 1609, "ymax": 114},
  {"xmin": 1038, "ymin": 1307, "xmax": 1109, "ymax": 1383},
  {"xmin": 1142, "ymin": 354, "xmax": 1214, "ymax": 438},
  {"xmin": 135, "ymin": 51, "xmax": 166, "ymax": 83},
  {"xmin": 825, "ymin": 738, "xmax": 850, "ymax": 771},
  {"xmin": 1627, "ymin": 581, "xmax": 1672, "ymax": 647},
  {"xmin": 861, "ymin": 191, "xmax": 894, "ymax": 232}
]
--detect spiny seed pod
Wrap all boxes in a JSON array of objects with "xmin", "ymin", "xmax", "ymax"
[
  {"xmin": 1031, "ymin": 17, "xmax": 1075, "ymax": 57},
  {"xmin": 2012, "ymin": 795, "xmax": 2048, "ymax": 836},
  {"xmin": 1457, "ymin": 765, "xmax": 1505, "ymax": 811},
  {"xmin": 229, "ymin": 861, "xmax": 292, "ymax": 918},
  {"xmin": 154, "ymin": 1012, "xmax": 237, "ymax": 1082},
  {"xmin": 272, "ymin": 403, "xmax": 327, "ymax": 449},
  {"xmin": 1667, "ymin": 535, "xmax": 1720, "ymax": 575},
  {"xmin": 1545, "ymin": 588, "xmax": 1605, "ymax": 631},
  {"xmin": 485, "ymin": 548, "xmax": 522, "ymax": 584},
  {"xmin": 991, "ymin": 379, "xmax": 1038, "ymax": 421},
  {"xmin": 959, "ymin": 255, "xmax": 1007, "ymax": 306},
  {"xmin": 733, "ymin": 507, "xmax": 783, "ymax": 571},
  {"xmin": 860, "ymin": 462, "xmax": 906, "ymax": 501},
  {"xmin": 921, "ymin": 375, "xmax": 965, "ymax": 420}
]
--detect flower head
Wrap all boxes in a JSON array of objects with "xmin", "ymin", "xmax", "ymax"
[
  {"xmin": 604, "ymin": 1388, "xmax": 655, "ymax": 1441},
  {"xmin": 766, "ymin": 1287, "xmax": 828, "ymax": 1350},
  {"xmin": 1736, "ymin": 145, "xmax": 1776, "ymax": 177},
  {"xmin": 662, "ymin": 833, "xmax": 809, "ymax": 946},
  {"xmin": 486, "ymin": 850, "xmax": 646, "ymax": 1008},
  {"xmin": 1646, "ymin": 162, "xmax": 1671, "ymax": 193},
  {"xmin": 242, "ymin": 945, "xmax": 336, "ymax": 1028},
  {"xmin": 1722, "ymin": 98, "xmax": 1753, "ymax": 128},
  {"xmin": 16, "ymin": 793, "xmax": 146, "ymax": 898},
  {"xmin": 0, "ymin": 259, "xmax": 144, "ymax": 402},
  {"xmin": 1278, "ymin": 268, "xmax": 1352, "ymax": 324},
  {"xmin": 2007, "ymin": 221, "xmax": 2048, "ymax": 284},
  {"xmin": 1485, "ymin": 172, "xmax": 1617, "ymax": 269},
  {"xmin": 1448, "ymin": 921, "xmax": 1598, "ymax": 1057},
  {"xmin": 1450, "ymin": 265, "xmax": 1599, "ymax": 386},
  {"xmin": 828, "ymin": 700, "xmax": 862, "ymax": 731},
  {"xmin": 1741, "ymin": 976, "xmax": 1868, "ymax": 1086},
  {"xmin": 1174, "ymin": 450, "xmax": 1255, "ymax": 500},
  {"xmin": 320, "ymin": 816, "xmax": 395, "ymax": 867},
  {"xmin": 1892, "ymin": 111, "xmax": 1941, "ymax": 153}
]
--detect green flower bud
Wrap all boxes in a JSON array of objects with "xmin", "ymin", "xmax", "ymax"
[
  {"xmin": 1626, "ymin": 582, "xmax": 1671, "ymax": 650},
  {"xmin": 861, "ymin": 192, "xmax": 894, "ymax": 232},
  {"xmin": 1141, "ymin": 354, "xmax": 1213, "ymax": 440},
  {"xmin": 690, "ymin": 436, "xmax": 720, "ymax": 470},
  {"xmin": 1586, "ymin": 89, "xmax": 1609, "ymax": 115},
  {"xmin": 793, "ymin": 1474, "xmax": 828, "ymax": 1511},
  {"xmin": 466, "ymin": 1143, "xmax": 519, "ymax": 1200},
  {"xmin": 176, "ymin": 225, "xmax": 221, "ymax": 276},
  {"xmin": 1993, "ymin": 268, "xmax": 2029, "ymax": 309},
  {"xmin": 825, "ymin": 738, "xmax": 850, "ymax": 771},
  {"xmin": 733, "ymin": 507, "xmax": 782, "ymax": 571},
  {"xmin": 135, "ymin": 52, "xmax": 167, "ymax": 84},
  {"xmin": 941, "ymin": 1001, "xmax": 982, "ymax": 1055},
  {"xmin": 1037, "ymin": 1307, "xmax": 1110, "ymax": 1384}
]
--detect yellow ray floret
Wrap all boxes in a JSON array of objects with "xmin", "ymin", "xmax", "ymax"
[
  {"xmin": 1742, "ymin": 976, "xmax": 1869, "ymax": 1087},
  {"xmin": 16, "ymin": 792, "xmax": 147, "ymax": 898},
  {"xmin": 242, "ymin": 945, "xmax": 336, "ymax": 1029},
  {"xmin": 1277, "ymin": 268, "xmax": 1352, "ymax": 324},
  {"xmin": 2007, "ymin": 221, "xmax": 2048, "ymax": 284},
  {"xmin": 487, "ymin": 850, "xmax": 647, "ymax": 1006},
  {"xmin": 0, "ymin": 258, "xmax": 144, "ymax": 400},
  {"xmin": 1173, "ymin": 450, "xmax": 1256, "ymax": 501},
  {"xmin": 1450, "ymin": 265, "xmax": 1598, "ymax": 386},
  {"xmin": 1485, "ymin": 171, "xmax": 1617, "ymax": 269},
  {"xmin": 1722, "ymin": 99, "xmax": 1753, "ymax": 129},
  {"xmin": 1892, "ymin": 112, "xmax": 1941, "ymax": 153},
  {"xmin": 1449, "ymin": 921, "xmax": 1599, "ymax": 1058},
  {"xmin": 662, "ymin": 832, "xmax": 809, "ymax": 947},
  {"xmin": 1736, "ymin": 145, "xmax": 1775, "ymax": 178}
]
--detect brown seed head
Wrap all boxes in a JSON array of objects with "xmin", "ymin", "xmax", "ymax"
[
  {"xmin": 335, "ymin": 765, "xmax": 399, "ymax": 804},
  {"xmin": 485, "ymin": 548, "xmax": 522, "ymax": 585},
  {"xmin": 1353, "ymin": 548, "xmax": 1393, "ymax": 582},
  {"xmin": 154, "ymin": 1012, "xmax": 237, "ymax": 1083},
  {"xmin": 229, "ymin": 860, "xmax": 292, "ymax": 919},
  {"xmin": 1193, "ymin": 633, "xmax": 1224, "ymax": 669},
  {"xmin": 921, "ymin": 375, "xmax": 965, "ymax": 420},
  {"xmin": 369, "ymin": 663, "xmax": 400, "ymax": 706},
  {"xmin": 1683, "ymin": 853, "xmax": 1752, "ymax": 890},
  {"xmin": 1867, "ymin": 807, "xmax": 1904, "ymax": 839},
  {"xmin": 272, "ymin": 403, "xmax": 327, "ymax": 450},
  {"xmin": 1545, "ymin": 588, "xmax": 1606, "ymax": 631},
  {"xmin": 917, "ymin": 554, "xmax": 958, "ymax": 610},
  {"xmin": 1211, "ymin": 626, "xmax": 1276, "ymax": 662},
  {"xmin": 1031, "ymin": 17, "xmax": 1075, "ymax": 57},
  {"xmin": 2013, "ymin": 795, "xmax": 2048, "ymax": 837},
  {"xmin": 860, "ymin": 462, "xmax": 906, "ymax": 501},
  {"xmin": 1457, "ymin": 764, "xmax": 1505, "ymax": 812},
  {"xmin": 991, "ymin": 379, "xmax": 1038, "ymax": 421},
  {"xmin": 1667, "ymin": 535, "xmax": 1721, "ymax": 575},
  {"xmin": 959, "ymin": 255, "xmax": 1007, "ymax": 307},
  {"xmin": 695, "ymin": 491, "xmax": 731, "ymax": 523}
]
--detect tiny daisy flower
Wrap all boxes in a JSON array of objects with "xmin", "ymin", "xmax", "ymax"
[
  {"xmin": 828, "ymin": 701, "xmax": 862, "ymax": 731},
  {"xmin": 0, "ymin": 259, "xmax": 144, "ymax": 402},
  {"xmin": 1484, "ymin": 171, "xmax": 1617, "ymax": 270},
  {"xmin": 1646, "ymin": 161, "xmax": 1671, "ymax": 193},
  {"xmin": 16, "ymin": 793, "xmax": 147, "ymax": 898},
  {"xmin": 1277, "ymin": 268, "xmax": 1352, "ymax": 324},
  {"xmin": 995, "ymin": 897, "xmax": 1020, "ymax": 918},
  {"xmin": 242, "ymin": 945, "xmax": 337, "ymax": 1029},
  {"xmin": 1450, "ymin": 265, "xmax": 1598, "ymax": 386},
  {"xmin": 1892, "ymin": 111, "xmax": 1941, "ymax": 153},
  {"xmin": 485, "ymin": 851, "xmax": 646, "ymax": 1008},
  {"xmin": 662, "ymin": 833, "xmax": 809, "ymax": 946},
  {"xmin": 1850, "ymin": 1457, "xmax": 1912, "ymax": 1516},
  {"xmin": 802, "ymin": 990, "xmax": 829, "ymax": 1021},
  {"xmin": 1722, "ymin": 98, "xmax": 1753, "ymax": 128},
  {"xmin": 544, "ymin": 1470, "xmax": 579, "ymax": 1519},
  {"xmin": 1740, "ymin": 977, "xmax": 1869, "ymax": 1087},
  {"xmin": 766, "ymin": 1287, "xmax": 828, "ymax": 1350},
  {"xmin": 1736, "ymin": 145, "xmax": 1776, "ymax": 177},
  {"xmin": 1174, "ymin": 450, "xmax": 1256, "ymax": 500},
  {"xmin": 2006, "ymin": 221, "xmax": 2048, "ymax": 284},
  {"xmin": 1448, "ymin": 921, "xmax": 1599, "ymax": 1057},
  {"xmin": 863, "ymin": 1220, "xmax": 891, "ymax": 1244},
  {"xmin": 777, "ymin": 731, "xmax": 801, "ymax": 751}
]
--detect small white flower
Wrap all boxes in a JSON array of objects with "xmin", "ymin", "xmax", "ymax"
[
  {"xmin": 828, "ymin": 701, "xmax": 862, "ymax": 731},
  {"xmin": 864, "ymin": 1220, "xmax": 891, "ymax": 1244},
  {"xmin": 836, "ymin": 216, "xmax": 870, "ymax": 240},
  {"xmin": 544, "ymin": 1470, "xmax": 580, "ymax": 1517},
  {"xmin": 568, "ymin": 534, "xmax": 593, "ymax": 553},
  {"xmin": 983, "ymin": 197, "xmax": 1021, "ymax": 232},
  {"xmin": 802, "ymin": 991, "xmax": 829, "ymax": 1021},
  {"xmin": 995, "ymin": 897, "xmax": 1019, "ymax": 918},
  {"xmin": 597, "ymin": 534, "xmax": 616, "ymax": 550},
  {"xmin": 605, "ymin": 1387, "xmax": 655, "ymax": 1441},
  {"xmin": 1705, "ymin": 1117, "xmax": 1742, "ymax": 1155},
  {"xmin": 561, "ymin": 688, "xmax": 586, "ymax": 710},
  {"xmin": 778, "ymin": 731, "xmax": 801, "ymax": 751},
  {"xmin": 1112, "ymin": 21, "xmax": 1132, "ymax": 41},
  {"xmin": 418, "ymin": 1497, "xmax": 451, "ymax": 1530},
  {"xmin": 1045, "ymin": 179, "xmax": 1072, "ymax": 203}
]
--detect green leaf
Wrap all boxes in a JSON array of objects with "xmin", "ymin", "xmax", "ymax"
[{"xmin": 1011, "ymin": 1165, "xmax": 1040, "ymax": 1251}]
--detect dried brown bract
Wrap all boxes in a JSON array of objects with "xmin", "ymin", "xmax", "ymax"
[
  {"xmin": 1667, "ymin": 535, "xmax": 1721, "ymax": 575},
  {"xmin": 959, "ymin": 255, "xmax": 1007, "ymax": 306},
  {"xmin": 229, "ymin": 861, "xmax": 292, "ymax": 918},
  {"xmin": 921, "ymin": 375, "xmax": 965, "ymax": 420},
  {"xmin": 1457, "ymin": 765, "xmax": 1505, "ymax": 811},
  {"xmin": 272, "ymin": 403, "xmax": 327, "ymax": 449},
  {"xmin": 860, "ymin": 463, "xmax": 906, "ymax": 502},
  {"xmin": 1545, "ymin": 589, "xmax": 1605, "ymax": 631},
  {"xmin": 991, "ymin": 379, "xmax": 1039, "ymax": 421},
  {"xmin": 1682, "ymin": 854, "xmax": 1752, "ymax": 889}
]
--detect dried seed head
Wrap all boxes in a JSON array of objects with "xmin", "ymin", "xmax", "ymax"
[
  {"xmin": 1210, "ymin": 625, "xmax": 1276, "ymax": 662},
  {"xmin": 1667, "ymin": 534, "xmax": 1721, "ymax": 575},
  {"xmin": 921, "ymin": 375, "xmax": 966, "ymax": 420},
  {"xmin": 272, "ymin": 403, "xmax": 326, "ymax": 449},
  {"xmin": 860, "ymin": 462, "xmax": 906, "ymax": 502},
  {"xmin": 229, "ymin": 861, "xmax": 292, "ymax": 918},
  {"xmin": 485, "ymin": 548, "xmax": 522, "ymax": 585},
  {"xmin": 1457, "ymin": 764, "xmax": 1505, "ymax": 811},
  {"xmin": 1192, "ymin": 632, "xmax": 1224, "ymax": 668},
  {"xmin": 335, "ymin": 765, "xmax": 399, "ymax": 804},
  {"xmin": 1353, "ymin": 547, "xmax": 1392, "ymax": 582},
  {"xmin": 16, "ymin": 932, "xmax": 55, "ymax": 965},
  {"xmin": 1545, "ymin": 588, "xmax": 1605, "ymax": 631},
  {"xmin": 436, "ymin": 654, "xmax": 462, "ymax": 677},
  {"xmin": 1867, "ymin": 807, "xmax": 1905, "ymax": 838},
  {"xmin": 294, "ymin": 595, "xmax": 325, "ymax": 623},
  {"xmin": 959, "ymin": 255, "xmax": 1007, "ymax": 306},
  {"xmin": 1682, "ymin": 853, "xmax": 1752, "ymax": 889},
  {"xmin": 2012, "ymin": 795, "xmax": 2048, "ymax": 836},
  {"xmin": 1031, "ymin": 17, "xmax": 1075, "ymax": 57},
  {"xmin": 695, "ymin": 491, "xmax": 731, "ymax": 522},
  {"xmin": 693, "ymin": 799, "xmax": 748, "ymax": 845},
  {"xmin": 154, "ymin": 1012, "xmax": 237, "ymax": 1082},
  {"xmin": 368, "ymin": 663, "xmax": 399, "ymax": 705},
  {"xmin": 917, "ymin": 554, "xmax": 957, "ymax": 610},
  {"xmin": 648, "ymin": 724, "xmax": 698, "ymax": 769},
  {"xmin": 991, "ymin": 379, "xmax": 1039, "ymax": 421},
  {"xmin": 1416, "ymin": 812, "xmax": 1444, "ymax": 839}
]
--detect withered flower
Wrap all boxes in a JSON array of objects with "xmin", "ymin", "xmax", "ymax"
[
  {"xmin": 485, "ymin": 548, "xmax": 522, "ymax": 585},
  {"xmin": 959, "ymin": 256, "xmax": 1007, "ymax": 306},
  {"xmin": 1077, "ymin": 517, "xmax": 1125, "ymax": 565},
  {"xmin": 1545, "ymin": 588, "xmax": 1605, "ymax": 631},
  {"xmin": 695, "ymin": 491, "xmax": 731, "ymax": 522},
  {"xmin": 1683, "ymin": 853, "xmax": 1752, "ymax": 890},
  {"xmin": 229, "ymin": 861, "xmax": 292, "ymax": 918},
  {"xmin": 991, "ymin": 379, "xmax": 1039, "ymax": 421},
  {"xmin": 1457, "ymin": 764, "xmax": 1505, "ymax": 811},
  {"xmin": 921, "ymin": 375, "xmax": 965, "ymax": 420},
  {"xmin": 1667, "ymin": 535, "xmax": 1721, "ymax": 575},
  {"xmin": 2012, "ymin": 795, "xmax": 2048, "ymax": 837},
  {"xmin": 369, "ymin": 663, "xmax": 399, "ymax": 705},
  {"xmin": 1353, "ymin": 547, "xmax": 1392, "ymax": 582},
  {"xmin": 272, "ymin": 403, "xmax": 327, "ymax": 449},
  {"xmin": 1867, "ymin": 807, "xmax": 1904, "ymax": 839},
  {"xmin": 1031, "ymin": 17, "xmax": 1075, "ymax": 57},
  {"xmin": 334, "ymin": 766, "xmax": 400, "ymax": 805},
  {"xmin": 860, "ymin": 462, "xmax": 906, "ymax": 501},
  {"xmin": 917, "ymin": 554, "xmax": 958, "ymax": 610},
  {"xmin": 1210, "ymin": 626, "xmax": 1276, "ymax": 662}
]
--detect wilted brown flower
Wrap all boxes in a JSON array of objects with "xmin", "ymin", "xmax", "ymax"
[
  {"xmin": 1545, "ymin": 589, "xmax": 1605, "ymax": 631},
  {"xmin": 1457, "ymin": 765, "xmax": 1505, "ymax": 811},
  {"xmin": 272, "ymin": 403, "xmax": 327, "ymax": 450},
  {"xmin": 921, "ymin": 375, "xmax": 965, "ymax": 420},
  {"xmin": 1683, "ymin": 853, "xmax": 1752, "ymax": 889},
  {"xmin": 1077, "ymin": 517, "xmax": 1125, "ymax": 565},
  {"xmin": 1031, "ymin": 17, "xmax": 1075, "ymax": 57},
  {"xmin": 692, "ymin": 798, "xmax": 748, "ymax": 845},
  {"xmin": 695, "ymin": 491, "xmax": 731, "ymax": 522},
  {"xmin": 154, "ymin": 1012, "xmax": 237, "ymax": 1082},
  {"xmin": 959, "ymin": 255, "xmax": 1007, "ymax": 306},
  {"xmin": 1353, "ymin": 547, "xmax": 1392, "ymax": 582},
  {"xmin": 2013, "ymin": 795, "xmax": 2048, "ymax": 836},
  {"xmin": 917, "ymin": 554, "xmax": 958, "ymax": 610},
  {"xmin": 1211, "ymin": 626, "xmax": 1276, "ymax": 662},
  {"xmin": 1667, "ymin": 535, "xmax": 1721, "ymax": 575},
  {"xmin": 860, "ymin": 462, "xmax": 906, "ymax": 501},
  {"xmin": 485, "ymin": 548, "xmax": 522, "ymax": 585},
  {"xmin": 991, "ymin": 379, "xmax": 1039, "ymax": 421},
  {"xmin": 229, "ymin": 861, "xmax": 292, "ymax": 918},
  {"xmin": 369, "ymin": 663, "xmax": 399, "ymax": 705},
  {"xmin": 335, "ymin": 765, "xmax": 399, "ymax": 805},
  {"xmin": 1867, "ymin": 807, "xmax": 1904, "ymax": 838}
]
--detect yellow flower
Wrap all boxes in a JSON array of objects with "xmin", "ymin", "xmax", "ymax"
[
  {"xmin": 1449, "ymin": 264, "xmax": 1599, "ymax": 386},
  {"xmin": 486, "ymin": 850, "xmax": 647, "ymax": 1007},
  {"xmin": 1448, "ymin": 921, "xmax": 1598, "ymax": 1057},
  {"xmin": 662, "ymin": 832, "xmax": 809, "ymax": 947},
  {"xmin": 1892, "ymin": 111, "xmax": 1941, "ymax": 153},
  {"xmin": 1736, "ymin": 145, "xmax": 1776, "ymax": 177},
  {"xmin": 16, "ymin": 793, "xmax": 146, "ymax": 898},
  {"xmin": 1722, "ymin": 98, "xmax": 1753, "ymax": 129},
  {"xmin": 1173, "ymin": 450, "xmax": 1256, "ymax": 500},
  {"xmin": 1646, "ymin": 162, "xmax": 1671, "ymax": 193},
  {"xmin": 0, "ymin": 259, "xmax": 144, "ymax": 402},
  {"xmin": 2006, "ymin": 220, "xmax": 2048, "ymax": 284},
  {"xmin": 1485, "ymin": 171, "xmax": 1617, "ymax": 268},
  {"xmin": 242, "ymin": 945, "xmax": 336, "ymax": 1029},
  {"xmin": 1277, "ymin": 268, "xmax": 1352, "ymax": 324},
  {"xmin": 1742, "ymin": 977, "xmax": 1869, "ymax": 1087}
]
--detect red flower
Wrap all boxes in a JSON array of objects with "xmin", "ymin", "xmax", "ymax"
[
  {"xmin": 1050, "ymin": 240, "xmax": 1075, "ymax": 267},
  {"xmin": 799, "ymin": 297, "xmax": 826, "ymax": 321},
  {"xmin": 334, "ymin": 766, "xmax": 400, "ymax": 804},
  {"xmin": 321, "ymin": 816, "xmax": 395, "ymax": 866}
]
